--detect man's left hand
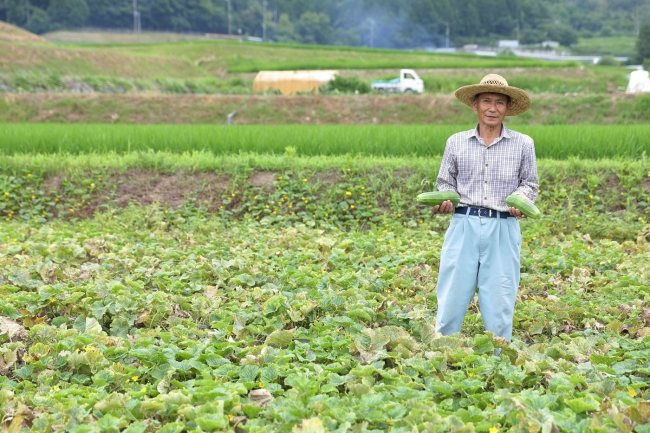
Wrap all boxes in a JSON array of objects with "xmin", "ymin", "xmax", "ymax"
[{"xmin": 508, "ymin": 207, "xmax": 526, "ymax": 218}]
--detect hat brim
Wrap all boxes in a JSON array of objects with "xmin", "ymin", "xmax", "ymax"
[{"xmin": 454, "ymin": 84, "xmax": 531, "ymax": 116}]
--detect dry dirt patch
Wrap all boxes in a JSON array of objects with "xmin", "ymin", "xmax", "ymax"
[
  {"xmin": 113, "ymin": 170, "xmax": 231, "ymax": 209},
  {"xmin": 249, "ymin": 171, "xmax": 277, "ymax": 189}
]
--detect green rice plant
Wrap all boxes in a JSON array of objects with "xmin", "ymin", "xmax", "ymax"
[
  {"xmin": 226, "ymin": 54, "xmax": 579, "ymax": 72},
  {"xmin": 0, "ymin": 124, "xmax": 648, "ymax": 160},
  {"xmin": 184, "ymin": 79, "xmax": 211, "ymax": 94},
  {"xmin": 153, "ymin": 77, "xmax": 188, "ymax": 94},
  {"xmin": 10, "ymin": 70, "xmax": 53, "ymax": 92}
]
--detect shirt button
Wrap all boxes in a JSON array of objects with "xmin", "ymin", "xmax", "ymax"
[{"xmin": 485, "ymin": 164, "xmax": 488, "ymax": 167}]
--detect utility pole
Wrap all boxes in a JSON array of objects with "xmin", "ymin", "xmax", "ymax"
[
  {"xmin": 226, "ymin": 0, "xmax": 232, "ymax": 35},
  {"xmin": 515, "ymin": 18, "xmax": 520, "ymax": 41},
  {"xmin": 133, "ymin": 0, "xmax": 141, "ymax": 33},
  {"xmin": 445, "ymin": 22, "xmax": 449, "ymax": 48},
  {"xmin": 262, "ymin": 0, "xmax": 267, "ymax": 41},
  {"xmin": 369, "ymin": 18, "xmax": 374, "ymax": 48}
]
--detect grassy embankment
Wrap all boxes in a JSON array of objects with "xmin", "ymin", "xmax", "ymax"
[{"xmin": 2, "ymin": 93, "xmax": 650, "ymax": 125}]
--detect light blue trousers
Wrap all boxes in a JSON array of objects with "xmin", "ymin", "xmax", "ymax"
[{"xmin": 435, "ymin": 212, "xmax": 522, "ymax": 341}]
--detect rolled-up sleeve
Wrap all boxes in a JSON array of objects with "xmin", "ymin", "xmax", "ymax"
[
  {"xmin": 437, "ymin": 140, "xmax": 458, "ymax": 192},
  {"xmin": 512, "ymin": 140, "xmax": 539, "ymax": 202}
]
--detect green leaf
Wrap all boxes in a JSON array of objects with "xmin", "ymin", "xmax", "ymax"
[
  {"xmin": 265, "ymin": 329, "xmax": 294, "ymax": 347},
  {"xmin": 565, "ymin": 395, "xmax": 600, "ymax": 413},
  {"xmin": 292, "ymin": 417, "xmax": 326, "ymax": 433},
  {"xmin": 239, "ymin": 365, "xmax": 260, "ymax": 383}
]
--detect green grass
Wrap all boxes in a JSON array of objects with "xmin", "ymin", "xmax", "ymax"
[
  {"xmin": 1, "ymin": 124, "xmax": 649, "ymax": 160},
  {"xmin": 571, "ymin": 36, "xmax": 637, "ymax": 57},
  {"xmin": 0, "ymin": 38, "xmax": 579, "ymax": 79}
]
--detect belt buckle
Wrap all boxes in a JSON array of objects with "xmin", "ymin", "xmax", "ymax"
[{"xmin": 479, "ymin": 208, "xmax": 491, "ymax": 218}]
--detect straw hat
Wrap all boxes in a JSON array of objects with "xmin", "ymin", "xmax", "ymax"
[{"xmin": 455, "ymin": 74, "xmax": 531, "ymax": 116}]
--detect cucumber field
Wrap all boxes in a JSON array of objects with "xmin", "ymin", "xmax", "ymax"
[
  {"xmin": 1, "ymin": 18, "xmax": 650, "ymax": 433},
  {"xmin": 1, "ymin": 148, "xmax": 649, "ymax": 432}
]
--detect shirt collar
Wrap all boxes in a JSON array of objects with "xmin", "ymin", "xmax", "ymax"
[{"xmin": 470, "ymin": 123, "xmax": 512, "ymax": 144}]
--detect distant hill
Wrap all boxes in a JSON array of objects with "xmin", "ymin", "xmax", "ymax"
[{"xmin": 0, "ymin": 20, "xmax": 47, "ymax": 43}]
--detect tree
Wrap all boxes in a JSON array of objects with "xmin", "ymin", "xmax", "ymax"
[
  {"xmin": 636, "ymin": 19, "xmax": 650, "ymax": 63},
  {"xmin": 47, "ymin": 0, "xmax": 89, "ymax": 30},
  {"xmin": 270, "ymin": 13, "xmax": 298, "ymax": 43},
  {"xmin": 25, "ymin": 6, "xmax": 50, "ymax": 33},
  {"xmin": 544, "ymin": 23, "xmax": 579, "ymax": 46},
  {"xmin": 294, "ymin": 12, "xmax": 331, "ymax": 45}
]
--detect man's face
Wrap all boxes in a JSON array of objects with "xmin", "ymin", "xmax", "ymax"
[{"xmin": 472, "ymin": 92, "xmax": 510, "ymax": 127}]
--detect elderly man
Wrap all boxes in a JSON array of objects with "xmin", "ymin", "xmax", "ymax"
[{"xmin": 433, "ymin": 74, "xmax": 538, "ymax": 341}]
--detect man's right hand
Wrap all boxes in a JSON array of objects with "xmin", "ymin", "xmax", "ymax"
[{"xmin": 433, "ymin": 200, "xmax": 454, "ymax": 214}]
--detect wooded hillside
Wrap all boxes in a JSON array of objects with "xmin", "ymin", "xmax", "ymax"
[{"xmin": 0, "ymin": 0, "xmax": 648, "ymax": 49}]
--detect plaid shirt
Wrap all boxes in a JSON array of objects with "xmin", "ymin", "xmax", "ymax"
[{"xmin": 437, "ymin": 124, "xmax": 539, "ymax": 212}]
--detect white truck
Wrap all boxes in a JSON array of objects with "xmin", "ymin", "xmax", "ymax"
[{"xmin": 371, "ymin": 69, "xmax": 424, "ymax": 93}]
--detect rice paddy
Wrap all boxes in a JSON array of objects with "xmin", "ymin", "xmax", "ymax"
[{"xmin": 1, "ymin": 123, "xmax": 649, "ymax": 160}]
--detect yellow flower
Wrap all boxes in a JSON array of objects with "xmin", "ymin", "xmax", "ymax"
[
  {"xmin": 32, "ymin": 195, "xmax": 36, "ymax": 199},
  {"xmin": 90, "ymin": 183, "xmax": 95, "ymax": 187},
  {"xmin": 131, "ymin": 376, "xmax": 139, "ymax": 382},
  {"xmin": 259, "ymin": 382, "xmax": 266, "ymax": 388},
  {"xmin": 140, "ymin": 387, "xmax": 147, "ymax": 393},
  {"xmin": 27, "ymin": 173, "xmax": 32, "ymax": 177},
  {"xmin": 628, "ymin": 388, "xmax": 637, "ymax": 397},
  {"xmin": 303, "ymin": 178, "xmax": 307, "ymax": 182},
  {"xmin": 532, "ymin": 236, "xmax": 537, "ymax": 240},
  {"xmin": 350, "ymin": 205, "xmax": 355, "ymax": 209},
  {"xmin": 53, "ymin": 385, "xmax": 60, "ymax": 392},
  {"xmin": 589, "ymin": 194, "xmax": 593, "ymax": 199},
  {"xmin": 69, "ymin": 209, "xmax": 75, "ymax": 213},
  {"xmin": 489, "ymin": 428, "xmax": 499, "ymax": 433},
  {"xmin": 345, "ymin": 191, "xmax": 352, "ymax": 196},
  {"xmin": 600, "ymin": 261, "xmax": 605, "ymax": 265}
]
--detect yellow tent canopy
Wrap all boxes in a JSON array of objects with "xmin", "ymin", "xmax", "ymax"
[{"xmin": 253, "ymin": 70, "xmax": 338, "ymax": 95}]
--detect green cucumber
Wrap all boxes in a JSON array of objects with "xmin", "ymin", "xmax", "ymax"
[
  {"xmin": 416, "ymin": 191, "xmax": 460, "ymax": 207},
  {"xmin": 505, "ymin": 194, "xmax": 541, "ymax": 219}
]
